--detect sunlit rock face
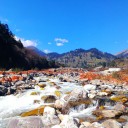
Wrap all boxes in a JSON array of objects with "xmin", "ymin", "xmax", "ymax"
[
  {"xmin": 6, "ymin": 116, "xmax": 43, "ymax": 128},
  {"xmin": 0, "ymin": 69, "xmax": 128, "ymax": 128},
  {"xmin": 102, "ymin": 119, "xmax": 122, "ymax": 128},
  {"xmin": 41, "ymin": 106, "xmax": 60, "ymax": 127}
]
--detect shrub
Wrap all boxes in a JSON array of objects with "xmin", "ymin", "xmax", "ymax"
[{"xmin": 112, "ymin": 72, "xmax": 121, "ymax": 79}]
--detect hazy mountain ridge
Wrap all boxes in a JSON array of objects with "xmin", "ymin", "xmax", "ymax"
[
  {"xmin": 46, "ymin": 48, "xmax": 116, "ymax": 68},
  {"xmin": 116, "ymin": 49, "xmax": 128, "ymax": 58},
  {"xmin": 23, "ymin": 47, "xmax": 128, "ymax": 68}
]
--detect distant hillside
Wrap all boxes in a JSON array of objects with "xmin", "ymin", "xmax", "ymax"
[
  {"xmin": 26, "ymin": 46, "xmax": 46, "ymax": 57},
  {"xmin": 47, "ymin": 48, "xmax": 116, "ymax": 68},
  {"xmin": 116, "ymin": 49, "xmax": 128, "ymax": 58},
  {"xmin": 112, "ymin": 58, "xmax": 128, "ymax": 68},
  {"xmin": 0, "ymin": 22, "xmax": 58, "ymax": 70}
]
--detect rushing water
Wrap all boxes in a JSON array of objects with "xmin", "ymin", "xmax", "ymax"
[
  {"xmin": 0, "ymin": 78, "xmax": 106, "ymax": 128},
  {"xmin": 0, "ymin": 77, "xmax": 82, "ymax": 127}
]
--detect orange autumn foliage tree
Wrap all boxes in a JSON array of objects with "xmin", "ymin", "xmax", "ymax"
[
  {"xmin": 80, "ymin": 72, "xmax": 101, "ymax": 80},
  {"xmin": 80, "ymin": 70, "xmax": 128, "ymax": 85}
]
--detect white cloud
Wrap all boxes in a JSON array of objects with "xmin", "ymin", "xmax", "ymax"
[
  {"xmin": 56, "ymin": 42, "xmax": 64, "ymax": 46},
  {"xmin": 54, "ymin": 38, "xmax": 69, "ymax": 43},
  {"xmin": 15, "ymin": 36, "xmax": 38, "ymax": 47},
  {"xmin": 43, "ymin": 49, "xmax": 51, "ymax": 54},
  {"xmin": 54, "ymin": 38, "xmax": 69, "ymax": 46},
  {"xmin": 48, "ymin": 42, "xmax": 52, "ymax": 45}
]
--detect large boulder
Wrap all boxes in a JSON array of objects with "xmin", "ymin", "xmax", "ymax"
[
  {"xmin": 114, "ymin": 102, "xmax": 126, "ymax": 112},
  {"xmin": 54, "ymin": 100, "xmax": 67, "ymax": 109},
  {"xmin": 41, "ymin": 106, "xmax": 60, "ymax": 128},
  {"xmin": 93, "ymin": 109, "xmax": 122, "ymax": 118},
  {"xmin": 15, "ymin": 81, "xmax": 25, "ymax": 87},
  {"xmin": 7, "ymin": 116, "xmax": 43, "ymax": 128},
  {"xmin": 41, "ymin": 95, "xmax": 57, "ymax": 103},
  {"xmin": 58, "ymin": 115, "xmax": 79, "ymax": 128},
  {"xmin": 64, "ymin": 88, "xmax": 88, "ymax": 105},
  {"xmin": 58, "ymin": 88, "xmax": 90, "ymax": 114},
  {"xmin": 102, "ymin": 119, "xmax": 122, "ymax": 128}
]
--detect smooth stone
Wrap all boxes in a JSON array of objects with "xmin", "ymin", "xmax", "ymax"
[
  {"xmin": 41, "ymin": 107, "xmax": 60, "ymax": 128},
  {"xmin": 93, "ymin": 109, "xmax": 121, "ymax": 118},
  {"xmin": 64, "ymin": 88, "xmax": 87, "ymax": 102},
  {"xmin": 102, "ymin": 119, "xmax": 122, "ymax": 128},
  {"xmin": 42, "ymin": 95, "xmax": 57, "ymax": 103},
  {"xmin": 44, "ymin": 106, "xmax": 56, "ymax": 116},
  {"xmin": 123, "ymin": 122, "xmax": 128, "ymax": 128},
  {"xmin": 54, "ymin": 100, "xmax": 67, "ymax": 109},
  {"xmin": 82, "ymin": 122, "xmax": 91, "ymax": 126},
  {"xmin": 38, "ymin": 82, "xmax": 47, "ymax": 88},
  {"xmin": 7, "ymin": 116, "xmax": 43, "ymax": 128},
  {"xmin": 87, "ymin": 122, "xmax": 104, "ymax": 128},
  {"xmin": 120, "ymin": 115, "xmax": 128, "ymax": 122},
  {"xmin": 59, "ymin": 115, "xmax": 79, "ymax": 128},
  {"xmin": 114, "ymin": 102, "xmax": 126, "ymax": 112},
  {"xmin": 15, "ymin": 81, "xmax": 25, "ymax": 87}
]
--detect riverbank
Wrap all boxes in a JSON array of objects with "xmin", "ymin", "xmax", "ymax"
[{"xmin": 0, "ymin": 68, "xmax": 128, "ymax": 128}]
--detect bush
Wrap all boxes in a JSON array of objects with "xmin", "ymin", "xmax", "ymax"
[{"xmin": 112, "ymin": 72, "xmax": 121, "ymax": 79}]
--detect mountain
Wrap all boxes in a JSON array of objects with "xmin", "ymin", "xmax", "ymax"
[
  {"xmin": 116, "ymin": 49, "xmax": 128, "ymax": 58},
  {"xmin": 26, "ymin": 46, "xmax": 46, "ymax": 57},
  {"xmin": 47, "ymin": 48, "xmax": 116, "ymax": 68},
  {"xmin": 47, "ymin": 52, "xmax": 61, "ymax": 59},
  {"xmin": 0, "ymin": 22, "xmax": 58, "ymax": 70}
]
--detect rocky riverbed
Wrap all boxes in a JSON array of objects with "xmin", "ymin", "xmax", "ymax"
[{"xmin": 0, "ymin": 68, "xmax": 128, "ymax": 128}]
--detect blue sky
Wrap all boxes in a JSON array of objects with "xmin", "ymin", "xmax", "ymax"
[{"xmin": 0, "ymin": 0, "xmax": 128, "ymax": 54}]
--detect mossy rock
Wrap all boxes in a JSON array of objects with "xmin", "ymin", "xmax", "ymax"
[
  {"xmin": 49, "ymin": 82, "xmax": 56, "ymax": 86},
  {"xmin": 33, "ymin": 100, "xmax": 40, "ymax": 104},
  {"xmin": 41, "ymin": 95, "xmax": 57, "ymax": 103},
  {"xmin": 30, "ymin": 92, "xmax": 38, "ymax": 95},
  {"xmin": 54, "ymin": 90, "xmax": 61, "ymax": 97},
  {"xmin": 40, "ymin": 87, "xmax": 45, "ymax": 90},
  {"xmin": 110, "ymin": 95, "xmax": 128, "ymax": 103},
  {"xmin": 38, "ymin": 83, "xmax": 46, "ymax": 88},
  {"xmin": 96, "ymin": 115, "xmax": 104, "ymax": 121},
  {"xmin": 116, "ymin": 118, "xmax": 127, "ymax": 123},
  {"xmin": 21, "ymin": 106, "xmax": 45, "ymax": 117},
  {"xmin": 65, "ymin": 91, "xmax": 71, "ymax": 94},
  {"xmin": 69, "ymin": 99, "xmax": 92, "ymax": 107},
  {"xmin": 93, "ymin": 109, "xmax": 122, "ymax": 118},
  {"xmin": 99, "ymin": 106, "xmax": 105, "ymax": 110},
  {"xmin": 41, "ymin": 95, "xmax": 47, "ymax": 100}
]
